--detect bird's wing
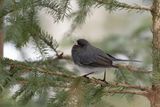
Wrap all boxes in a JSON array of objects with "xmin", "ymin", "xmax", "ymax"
[
  {"xmin": 105, "ymin": 53, "xmax": 117, "ymax": 60},
  {"xmin": 86, "ymin": 56, "xmax": 113, "ymax": 67},
  {"xmin": 79, "ymin": 47, "xmax": 113, "ymax": 67}
]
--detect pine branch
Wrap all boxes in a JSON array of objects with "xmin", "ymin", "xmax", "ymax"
[
  {"xmin": 38, "ymin": 34, "xmax": 63, "ymax": 58},
  {"xmin": 0, "ymin": 0, "xmax": 64, "ymax": 20},
  {"xmin": 16, "ymin": 77, "xmax": 69, "ymax": 88},
  {"xmin": 95, "ymin": 0, "xmax": 151, "ymax": 11},
  {"xmin": 61, "ymin": 0, "xmax": 71, "ymax": 19},
  {"xmin": 0, "ymin": 0, "xmax": 39, "ymax": 18},
  {"xmin": 107, "ymin": 90, "xmax": 147, "ymax": 95},
  {"xmin": 11, "ymin": 61, "xmax": 76, "ymax": 79},
  {"xmin": 2, "ymin": 58, "xmax": 150, "ymax": 94},
  {"xmin": 91, "ymin": 78, "xmax": 150, "ymax": 91},
  {"xmin": 115, "ymin": 64, "xmax": 152, "ymax": 73}
]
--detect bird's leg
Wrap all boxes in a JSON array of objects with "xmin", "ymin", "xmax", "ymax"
[
  {"xmin": 103, "ymin": 70, "xmax": 106, "ymax": 81},
  {"xmin": 82, "ymin": 72, "xmax": 95, "ymax": 78},
  {"xmin": 98, "ymin": 70, "xmax": 109, "ymax": 86},
  {"xmin": 102, "ymin": 70, "xmax": 109, "ymax": 84}
]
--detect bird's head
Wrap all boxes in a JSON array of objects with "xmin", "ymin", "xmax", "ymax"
[
  {"xmin": 75, "ymin": 39, "xmax": 90, "ymax": 47},
  {"xmin": 71, "ymin": 39, "xmax": 90, "ymax": 64},
  {"xmin": 72, "ymin": 39, "xmax": 90, "ymax": 55}
]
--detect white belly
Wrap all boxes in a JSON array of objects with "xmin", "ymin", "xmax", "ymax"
[{"xmin": 75, "ymin": 65, "xmax": 106, "ymax": 75}]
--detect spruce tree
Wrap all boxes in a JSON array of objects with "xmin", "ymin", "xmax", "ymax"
[{"xmin": 0, "ymin": 0, "xmax": 160, "ymax": 107}]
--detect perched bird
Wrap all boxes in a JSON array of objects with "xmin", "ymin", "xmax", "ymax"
[{"xmin": 71, "ymin": 39, "xmax": 140, "ymax": 80}]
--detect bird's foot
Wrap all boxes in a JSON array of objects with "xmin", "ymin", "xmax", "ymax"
[
  {"xmin": 81, "ymin": 72, "xmax": 95, "ymax": 78},
  {"xmin": 82, "ymin": 75, "xmax": 90, "ymax": 79},
  {"xmin": 97, "ymin": 78, "xmax": 109, "ymax": 87},
  {"xmin": 98, "ymin": 78, "xmax": 109, "ymax": 84},
  {"xmin": 91, "ymin": 77, "xmax": 109, "ymax": 87}
]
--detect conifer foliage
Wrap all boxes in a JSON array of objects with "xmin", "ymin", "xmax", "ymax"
[{"xmin": 0, "ymin": 0, "xmax": 158, "ymax": 107}]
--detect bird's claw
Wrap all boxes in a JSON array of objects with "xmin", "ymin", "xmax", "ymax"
[
  {"xmin": 81, "ymin": 72, "xmax": 95, "ymax": 78},
  {"xmin": 82, "ymin": 75, "xmax": 90, "ymax": 79},
  {"xmin": 99, "ymin": 78, "xmax": 109, "ymax": 84},
  {"xmin": 96, "ymin": 78, "xmax": 109, "ymax": 87}
]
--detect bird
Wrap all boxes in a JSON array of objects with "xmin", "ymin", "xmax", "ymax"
[{"xmin": 71, "ymin": 39, "xmax": 140, "ymax": 80}]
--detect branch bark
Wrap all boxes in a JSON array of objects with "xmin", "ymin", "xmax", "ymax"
[
  {"xmin": 3, "ymin": 58, "xmax": 150, "ymax": 94},
  {"xmin": 0, "ymin": 0, "xmax": 4, "ymax": 57},
  {"xmin": 152, "ymin": 0, "xmax": 160, "ymax": 81},
  {"xmin": 107, "ymin": 82, "xmax": 150, "ymax": 91},
  {"xmin": 115, "ymin": 64, "xmax": 152, "ymax": 73},
  {"xmin": 107, "ymin": 90, "xmax": 147, "ymax": 96},
  {"xmin": 146, "ymin": 86, "xmax": 160, "ymax": 107},
  {"xmin": 0, "ymin": 29, "xmax": 3, "ymax": 57},
  {"xmin": 148, "ymin": 0, "xmax": 160, "ymax": 107}
]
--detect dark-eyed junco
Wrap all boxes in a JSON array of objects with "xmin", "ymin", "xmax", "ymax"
[{"xmin": 71, "ymin": 39, "xmax": 140, "ymax": 79}]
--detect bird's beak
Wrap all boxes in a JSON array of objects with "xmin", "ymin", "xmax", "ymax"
[
  {"xmin": 73, "ymin": 41, "xmax": 78, "ymax": 46},
  {"xmin": 75, "ymin": 42, "xmax": 78, "ymax": 46}
]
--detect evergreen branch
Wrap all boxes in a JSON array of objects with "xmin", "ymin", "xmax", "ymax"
[
  {"xmin": 23, "ymin": 65, "xmax": 150, "ymax": 93},
  {"xmin": 0, "ymin": 9, "xmax": 14, "ymax": 18},
  {"xmin": 61, "ymin": 0, "xmax": 71, "ymax": 19},
  {"xmin": 16, "ymin": 65, "xmax": 150, "ymax": 94},
  {"xmin": 32, "ymin": 36, "xmax": 46, "ymax": 58},
  {"xmin": 2, "ymin": 58, "xmax": 150, "ymax": 94},
  {"xmin": 38, "ymin": 0, "xmax": 70, "ymax": 21},
  {"xmin": 107, "ymin": 90, "xmax": 148, "ymax": 95},
  {"xmin": 16, "ymin": 78, "xmax": 69, "ymax": 88},
  {"xmin": 38, "ymin": 35, "xmax": 63, "ymax": 58},
  {"xmin": 0, "ymin": 0, "xmax": 39, "ymax": 18},
  {"xmin": 55, "ymin": 55, "xmax": 71, "ymax": 60},
  {"xmin": 0, "ymin": 0, "xmax": 62, "ymax": 19},
  {"xmin": 38, "ymin": 0, "xmax": 60, "ymax": 12},
  {"xmin": 115, "ymin": 64, "xmax": 152, "ymax": 73},
  {"xmin": 91, "ymin": 78, "xmax": 150, "ymax": 91},
  {"xmin": 95, "ymin": 0, "xmax": 151, "ymax": 11},
  {"xmin": 12, "ymin": 62, "xmax": 76, "ymax": 79},
  {"xmin": 107, "ymin": 82, "xmax": 150, "ymax": 91}
]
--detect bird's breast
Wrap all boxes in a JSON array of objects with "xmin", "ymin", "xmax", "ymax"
[{"xmin": 75, "ymin": 65, "xmax": 106, "ymax": 75}]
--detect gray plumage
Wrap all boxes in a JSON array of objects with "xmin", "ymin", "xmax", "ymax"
[
  {"xmin": 71, "ymin": 39, "xmax": 117, "ymax": 69},
  {"xmin": 72, "ymin": 39, "xmax": 140, "ymax": 69}
]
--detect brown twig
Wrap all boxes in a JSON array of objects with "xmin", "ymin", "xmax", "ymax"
[
  {"xmin": 16, "ymin": 63, "xmax": 151, "ymax": 92},
  {"xmin": 108, "ymin": 82, "xmax": 150, "ymax": 91},
  {"xmin": 107, "ymin": 90, "xmax": 148, "ymax": 96},
  {"xmin": 90, "ymin": 78, "xmax": 150, "ymax": 91},
  {"xmin": 115, "ymin": 64, "xmax": 152, "ymax": 73},
  {"xmin": 4, "ymin": 58, "xmax": 151, "ymax": 95}
]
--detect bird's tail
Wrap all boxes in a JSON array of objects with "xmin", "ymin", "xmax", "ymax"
[
  {"xmin": 106, "ymin": 53, "xmax": 141, "ymax": 62},
  {"xmin": 113, "ymin": 58, "xmax": 141, "ymax": 62}
]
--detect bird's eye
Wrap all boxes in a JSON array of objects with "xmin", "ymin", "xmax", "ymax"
[
  {"xmin": 77, "ymin": 41, "xmax": 81, "ymax": 45},
  {"xmin": 77, "ymin": 41, "xmax": 83, "ymax": 46}
]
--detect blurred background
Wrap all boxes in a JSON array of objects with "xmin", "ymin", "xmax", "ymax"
[
  {"xmin": 4, "ymin": 0, "xmax": 152, "ymax": 62},
  {"xmin": 1, "ymin": 0, "xmax": 152, "ymax": 107}
]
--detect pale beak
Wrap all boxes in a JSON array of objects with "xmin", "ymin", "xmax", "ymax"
[{"xmin": 72, "ymin": 40, "xmax": 78, "ymax": 46}]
